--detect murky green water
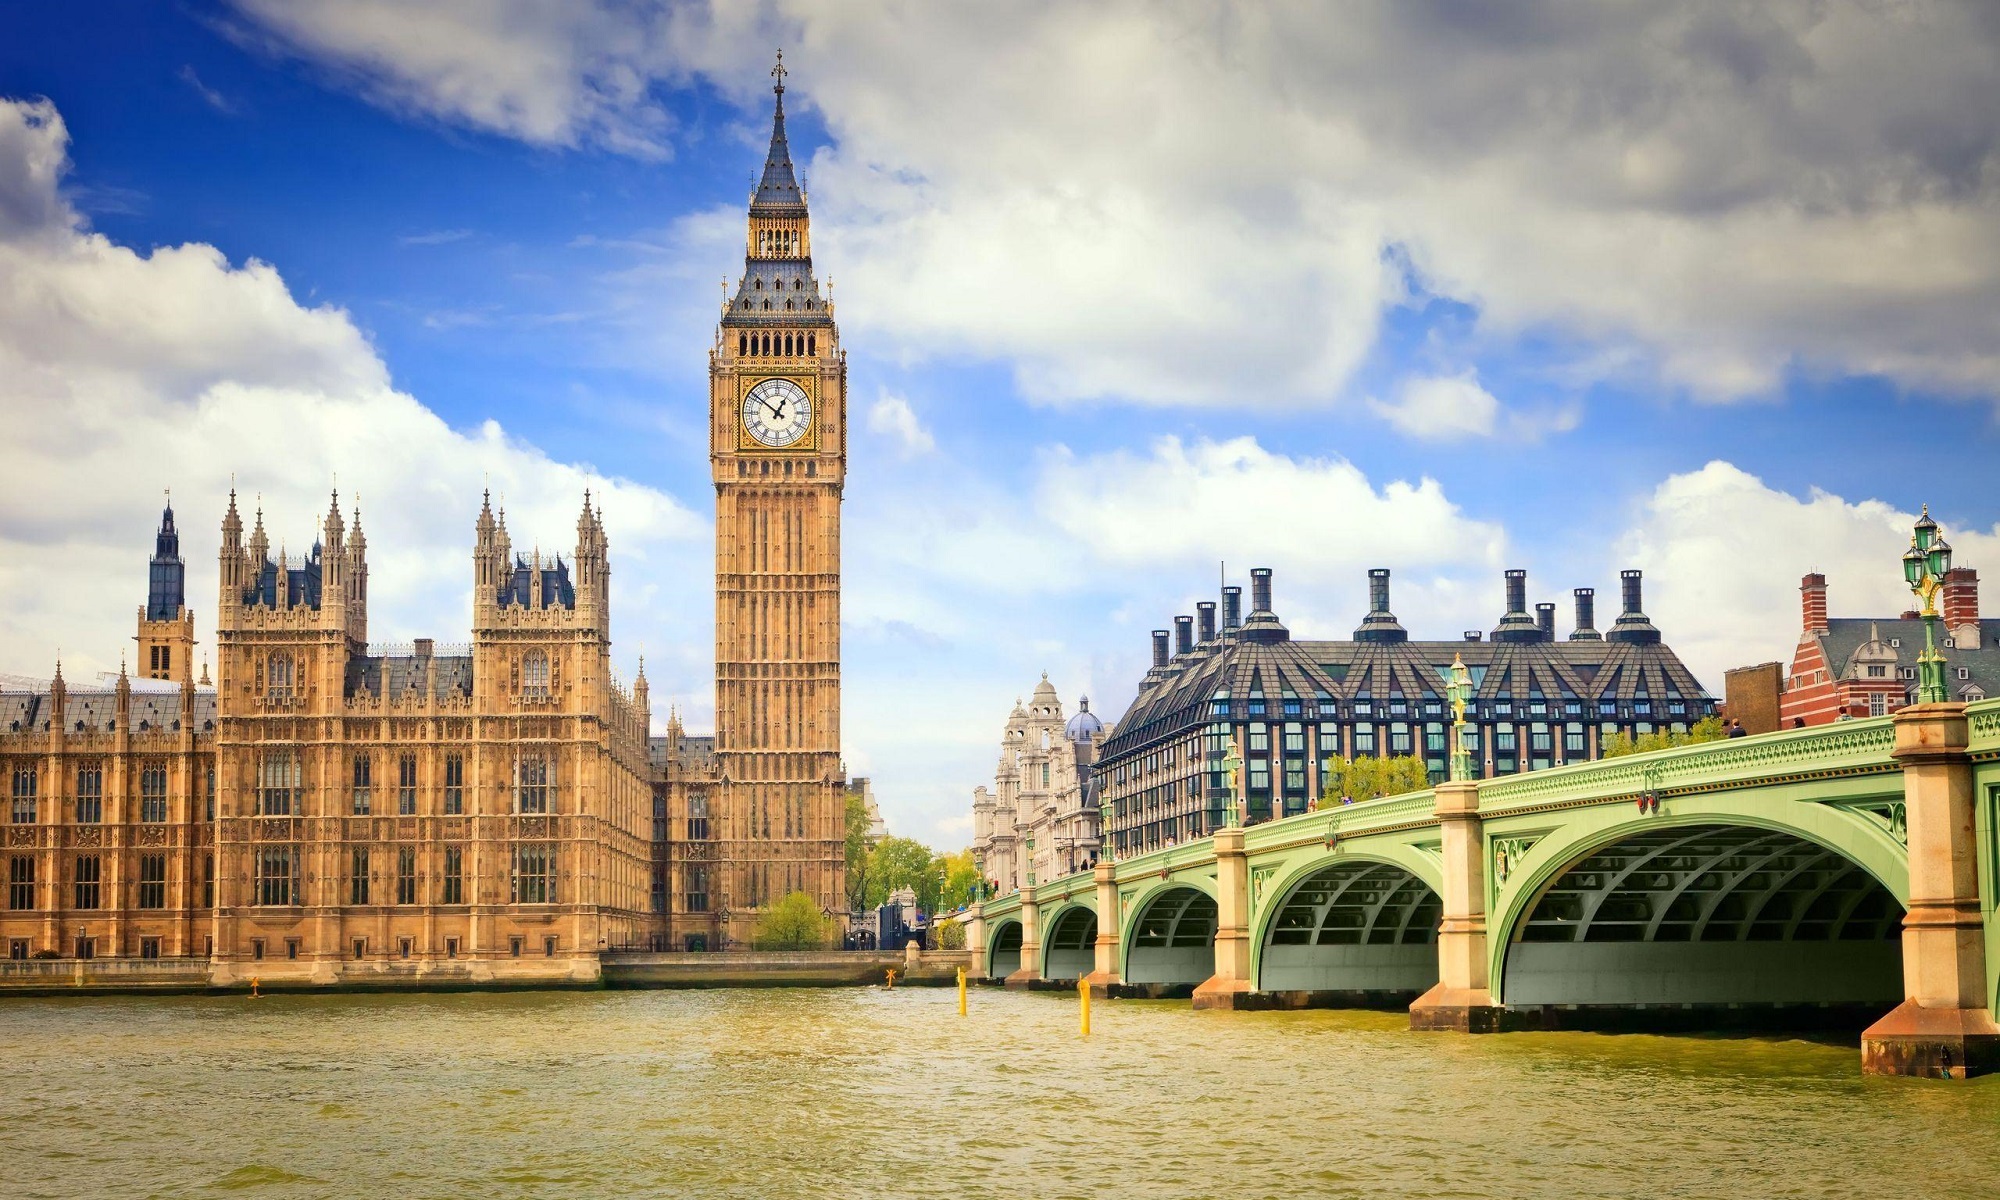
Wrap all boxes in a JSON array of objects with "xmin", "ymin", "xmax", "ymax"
[{"xmin": 3, "ymin": 987, "xmax": 1998, "ymax": 1198}]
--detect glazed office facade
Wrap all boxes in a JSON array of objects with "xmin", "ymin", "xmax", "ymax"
[{"xmin": 1099, "ymin": 567, "xmax": 1717, "ymax": 858}]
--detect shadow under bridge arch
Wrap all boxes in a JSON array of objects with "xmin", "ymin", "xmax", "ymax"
[
  {"xmin": 1123, "ymin": 886, "xmax": 1217, "ymax": 989},
  {"xmin": 1258, "ymin": 859, "xmax": 1440, "ymax": 1004},
  {"xmin": 988, "ymin": 920, "xmax": 1023, "ymax": 979},
  {"xmin": 1501, "ymin": 822, "xmax": 1903, "ymax": 1021},
  {"xmin": 1041, "ymin": 907, "xmax": 1097, "ymax": 981}
]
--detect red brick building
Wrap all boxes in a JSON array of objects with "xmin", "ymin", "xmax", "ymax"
[{"xmin": 1778, "ymin": 568, "xmax": 1993, "ymax": 726}]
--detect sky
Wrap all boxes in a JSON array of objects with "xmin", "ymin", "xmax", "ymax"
[{"xmin": 2, "ymin": 2, "xmax": 1998, "ymax": 848}]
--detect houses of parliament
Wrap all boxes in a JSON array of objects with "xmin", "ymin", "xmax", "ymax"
[{"xmin": 0, "ymin": 65, "xmax": 845, "ymax": 980}]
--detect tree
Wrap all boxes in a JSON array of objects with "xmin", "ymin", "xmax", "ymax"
[
  {"xmin": 1602, "ymin": 716, "xmax": 1728, "ymax": 759},
  {"xmin": 1323, "ymin": 754, "xmax": 1431, "ymax": 803},
  {"xmin": 864, "ymin": 836, "xmax": 938, "ymax": 911},
  {"xmin": 754, "ymin": 891, "xmax": 832, "ymax": 950},
  {"xmin": 939, "ymin": 848, "xmax": 981, "ymax": 911},
  {"xmin": 844, "ymin": 789, "xmax": 873, "ymax": 913},
  {"xmin": 933, "ymin": 917, "xmax": 966, "ymax": 950}
]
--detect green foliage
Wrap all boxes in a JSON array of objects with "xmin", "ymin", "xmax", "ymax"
[
  {"xmin": 1322, "ymin": 754, "xmax": 1432, "ymax": 802},
  {"xmin": 844, "ymin": 789, "xmax": 873, "ymax": 912},
  {"xmin": 865, "ymin": 836, "xmax": 938, "ymax": 910},
  {"xmin": 753, "ymin": 891, "xmax": 833, "ymax": 950},
  {"xmin": 1601, "ymin": 716, "xmax": 1728, "ymax": 759},
  {"xmin": 939, "ymin": 848, "xmax": 980, "ymax": 911},
  {"xmin": 932, "ymin": 917, "xmax": 966, "ymax": 950}
]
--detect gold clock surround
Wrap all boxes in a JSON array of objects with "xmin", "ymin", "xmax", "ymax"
[{"xmin": 736, "ymin": 374, "xmax": 818, "ymax": 452}]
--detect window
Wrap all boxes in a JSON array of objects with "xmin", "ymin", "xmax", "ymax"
[
  {"xmin": 445, "ymin": 937, "xmax": 459, "ymax": 959},
  {"xmin": 73, "ymin": 855, "xmax": 100, "ymax": 909},
  {"xmin": 201, "ymin": 854, "xmax": 213, "ymax": 908},
  {"xmin": 1958, "ymin": 667, "xmax": 1972, "ymax": 681},
  {"xmin": 510, "ymin": 936, "xmax": 524, "ymax": 958},
  {"xmin": 442, "ymin": 846, "xmax": 463, "ymax": 904},
  {"xmin": 11, "ymin": 765, "xmax": 36, "ymax": 823},
  {"xmin": 286, "ymin": 939, "xmax": 300, "ymax": 960},
  {"xmin": 516, "ymin": 754, "xmax": 551, "ymax": 813},
  {"xmin": 140, "ymin": 936, "xmax": 161, "ymax": 960},
  {"xmin": 266, "ymin": 651, "xmax": 294, "ymax": 700},
  {"xmin": 260, "ymin": 750, "xmax": 299, "ymax": 815},
  {"xmin": 353, "ymin": 938, "xmax": 367, "ymax": 960},
  {"xmin": 7, "ymin": 856, "xmax": 33, "ymax": 910},
  {"xmin": 9, "ymin": 939, "xmax": 27, "ymax": 960},
  {"xmin": 1283, "ymin": 725, "xmax": 1305, "ymax": 754},
  {"xmin": 1564, "ymin": 725, "xmax": 1586, "ymax": 755},
  {"xmin": 523, "ymin": 650, "xmax": 550, "ymax": 699},
  {"xmin": 1248, "ymin": 725, "xmax": 1269, "ymax": 752},
  {"xmin": 651, "ymin": 864, "xmax": 667, "ymax": 914},
  {"xmin": 687, "ymin": 791, "xmax": 711, "ymax": 840},
  {"xmin": 1869, "ymin": 692, "xmax": 1889, "ymax": 717},
  {"xmin": 398, "ymin": 753, "xmax": 417, "ymax": 815},
  {"xmin": 686, "ymin": 865, "xmax": 710, "ymax": 913},
  {"xmin": 76, "ymin": 762, "xmax": 103, "ymax": 824},
  {"xmin": 400, "ymin": 937, "xmax": 413, "ymax": 960},
  {"xmin": 350, "ymin": 848, "xmax": 370, "ymax": 905},
  {"xmin": 138, "ymin": 854, "xmax": 166, "ymax": 909},
  {"xmin": 1866, "ymin": 665, "xmax": 1886, "ymax": 678},
  {"xmin": 544, "ymin": 936, "xmax": 558, "ymax": 958},
  {"xmin": 512, "ymin": 843, "xmax": 556, "ymax": 903},
  {"xmin": 140, "ymin": 762, "xmax": 168, "ymax": 823},
  {"xmin": 351, "ymin": 752, "xmax": 372, "ymax": 814},
  {"xmin": 397, "ymin": 846, "xmax": 417, "ymax": 905},
  {"xmin": 251, "ymin": 939, "xmax": 265, "ymax": 961},
  {"xmin": 1389, "ymin": 724, "xmax": 1412, "ymax": 755},
  {"xmin": 1354, "ymin": 726, "xmax": 1376, "ymax": 756},
  {"xmin": 443, "ymin": 753, "xmax": 464, "ymax": 815},
  {"xmin": 254, "ymin": 846, "xmax": 299, "ymax": 906},
  {"xmin": 205, "ymin": 766, "xmax": 215, "ymax": 822}
]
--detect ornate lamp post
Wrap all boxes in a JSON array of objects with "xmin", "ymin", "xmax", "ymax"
[
  {"xmin": 1445, "ymin": 653, "xmax": 1474, "ymax": 783},
  {"xmin": 1902, "ymin": 506, "xmax": 1954, "ymax": 705},
  {"xmin": 1220, "ymin": 734, "xmax": 1243, "ymax": 828}
]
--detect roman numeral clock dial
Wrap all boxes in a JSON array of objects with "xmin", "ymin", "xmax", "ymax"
[{"xmin": 741, "ymin": 378, "xmax": 812, "ymax": 448}]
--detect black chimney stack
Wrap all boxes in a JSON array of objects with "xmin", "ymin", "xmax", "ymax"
[
  {"xmin": 1493, "ymin": 568, "xmax": 1540, "ymax": 642},
  {"xmin": 1196, "ymin": 601, "xmax": 1217, "ymax": 643},
  {"xmin": 1535, "ymin": 603, "xmax": 1555, "ymax": 642},
  {"xmin": 1607, "ymin": 570, "xmax": 1661, "ymax": 645},
  {"xmin": 1250, "ymin": 567, "xmax": 1273, "ymax": 614},
  {"xmin": 1151, "ymin": 630, "xmax": 1170, "ymax": 668},
  {"xmin": 1222, "ymin": 586, "xmax": 1243, "ymax": 631},
  {"xmin": 1174, "ymin": 615, "xmax": 1194, "ymax": 656},
  {"xmin": 1571, "ymin": 587, "xmax": 1600, "ymax": 640},
  {"xmin": 1355, "ymin": 567, "xmax": 1408, "ymax": 643}
]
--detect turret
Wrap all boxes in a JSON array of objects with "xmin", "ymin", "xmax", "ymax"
[
  {"xmin": 1607, "ymin": 569, "xmax": 1661, "ymax": 645},
  {"xmin": 1354, "ymin": 568, "xmax": 1408, "ymax": 644}
]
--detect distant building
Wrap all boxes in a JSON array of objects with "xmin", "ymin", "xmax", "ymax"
[
  {"xmin": 970, "ymin": 675, "xmax": 1105, "ymax": 896},
  {"xmin": 1776, "ymin": 568, "xmax": 1992, "ymax": 726},
  {"xmin": 1723, "ymin": 662, "xmax": 1784, "ymax": 734},
  {"xmin": 1098, "ymin": 566, "xmax": 1716, "ymax": 858},
  {"xmin": 846, "ymin": 776, "xmax": 886, "ymax": 845}
]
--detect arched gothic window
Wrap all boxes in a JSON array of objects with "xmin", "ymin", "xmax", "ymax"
[
  {"xmin": 524, "ymin": 650, "xmax": 550, "ymax": 699},
  {"xmin": 266, "ymin": 652, "xmax": 294, "ymax": 700}
]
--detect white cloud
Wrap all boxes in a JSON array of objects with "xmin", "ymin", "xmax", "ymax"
[
  {"xmin": 1613, "ymin": 461, "xmax": 2000, "ymax": 689},
  {"xmin": 0, "ymin": 98, "xmax": 707, "ymax": 719},
  {"xmin": 1370, "ymin": 371, "xmax": 1583, "ymax": 442},
  {"xmin": 865, "ymin": 389, "xmax": 934, "ymax": 457},
  {"xmin": 220, "ymin": 2, "xmax": 2000, "ymax": 407},
  {"xmin": 1370, "ymin": 372, "xmax": 1499, "ymax": 440}
]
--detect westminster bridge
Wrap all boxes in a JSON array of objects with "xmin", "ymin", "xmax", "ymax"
[{"xmin": 965, "ymin": 699, "xmax": 2000, "ymax": 1077}]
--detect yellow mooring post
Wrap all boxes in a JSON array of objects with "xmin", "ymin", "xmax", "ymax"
[
  {"xmin": 885, "ymin": 968, "xmax": 896, "ymax": 989},
  {"xmin": 957, "ymin": 967, "xmax": 967, "ymax": 1016},
  {"xmin": 1078, "ymin": 974, "xmax": 1091, "ymax": 1037},
  {"xmin": 250, "ymin": 977, "xmax": 260, "ymax": 999}
]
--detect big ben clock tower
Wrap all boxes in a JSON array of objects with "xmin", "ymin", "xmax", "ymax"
[{"xmin": 711, "ymin": 54, "xmax": 846, "ymax": 941}]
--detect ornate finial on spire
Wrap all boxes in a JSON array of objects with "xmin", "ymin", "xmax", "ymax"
[
  {"xmin": 199, "ymin": 657, "xmax": 211, "ymax": 687},
  {"xmin": 772, "ymin": 48, "xmax": 787, "ymax": 97}
]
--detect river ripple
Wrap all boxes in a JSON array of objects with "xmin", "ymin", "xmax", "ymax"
[{"xmin": 2, "ymin": 987, "xmax": 1997, "ymax": 1198}]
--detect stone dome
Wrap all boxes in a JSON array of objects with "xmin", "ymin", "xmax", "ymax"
[{"xmin": 1066, "ymin": 696, "xmax": 1104, "ymax": 741}]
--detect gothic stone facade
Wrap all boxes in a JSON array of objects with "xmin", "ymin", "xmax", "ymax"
[{"xmin": 707, "ymin": 69, "xmax": 848, "ymax": 941}]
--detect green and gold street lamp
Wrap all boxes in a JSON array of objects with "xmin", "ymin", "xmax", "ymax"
[
  {"xmin": 1902, "ymin": 506, "xmax": 1954, "ymax": 705},
  {"xmin": 1444, "ymin": 653, "xmax": 1474, "ymax": 783},
  {"xmin": 1220, "ymin": 734, "xmax": 1243, "ymax": 828}
]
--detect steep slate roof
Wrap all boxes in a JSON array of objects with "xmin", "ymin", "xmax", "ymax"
[
  {"xmin": 0, "ymin": 688, "xmax": 219, "ymax": 734},
  {"xmin": 1817, "ymin": 616, "xmax": 2000, "ymax": 700},
  {"xmin": 1105, "ymin": 576, "xmax": 1713, "ymax": 759},
  {"xmin": 344, "ymin": 654, "xmax": 474, "ymax": 701},
  {"xmin": 649, "ymin": 734, "xmax": 716, "ymax": 774}
]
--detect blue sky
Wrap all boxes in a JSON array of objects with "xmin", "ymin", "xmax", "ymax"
[{"xmin": 3, "ymin": 3, "xmax": 1998, "ymax": 845}]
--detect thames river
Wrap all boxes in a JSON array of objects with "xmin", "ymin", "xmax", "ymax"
[{"xmin": 4, "ymin": 987, "xmax": 1999, "ymax": 1198}]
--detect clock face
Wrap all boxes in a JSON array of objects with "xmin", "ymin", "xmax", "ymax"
[{"xmin": 741, "ymin": 378, "xmax": 813, "ymax": 448}]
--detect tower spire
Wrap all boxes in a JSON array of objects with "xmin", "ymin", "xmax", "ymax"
[{"xmin": 752, "ymin": 51, "xmax": 803, "ymax": 212}]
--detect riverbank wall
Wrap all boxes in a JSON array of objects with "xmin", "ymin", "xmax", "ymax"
[{"xmin": 0, "ymin": 949, "xmax": 977, "ymax": 996}]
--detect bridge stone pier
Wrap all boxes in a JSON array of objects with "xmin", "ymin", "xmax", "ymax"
[{"xmin": 975, "ymin": 698, "xmax": 2000, "ymax": 1077}]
